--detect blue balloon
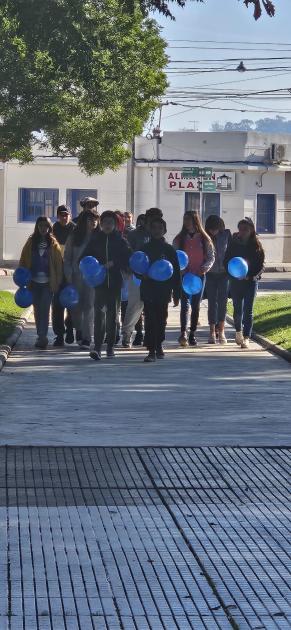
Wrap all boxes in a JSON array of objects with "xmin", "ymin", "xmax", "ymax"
[
  {"xmin": 79, "ymin": 256, "xmax": 100, "ymax": 277},
  {"xmin": 148, "ymin": 259, "xmax": 173, "ymax": 282},
  {"xmin": 182, "ymin": 273, "xmax": 203, "ymax": 296},
  {"xmin": 228, "ymin": 257, "xmax": 248, "ymax": 279},
  {"xmin": 59, "ymin": 285, "xmax": 79, "ymax": 308},
  {"xmin": 176, "ymin": 250, "xmax": 189, "ymax": 271},
  {"xmin": 14, "ymin": 287, "xmax": 33, "ymax": 308},
  {"xmin": 83, "ymin": 264, "xmax": 106, "ymax": 288},
  {"xmin": 132, "ymin": 274, "xmax": 141, "ymax": 287},
  {"xmin": 13, "ymin": 267, "xmax": 32, "ymax": 288},
  {"xmin": 129, "ymin": 251, "xmax": 150, "ymax": 275}
]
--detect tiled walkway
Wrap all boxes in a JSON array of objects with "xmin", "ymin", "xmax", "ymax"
[{"xmin": 0, "ymin": 446, "xmax": 290, "ymax": 629}]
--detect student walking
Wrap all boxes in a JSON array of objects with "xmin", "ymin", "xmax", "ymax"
[
  {"xmin": 141, "ymin": 217, "xmax": 181, "ymax": 363},
  {"xmin": 224, "ymin": 217, "xmax": 265, "ymax": 349},
  {"xmin": 122, "ymin": 208, "xmax": 162, "ymax": 348},
  {"xmin": 19, "ymin": 216, "xmax": 63, "ymax": 349},
  {"xmin": 205, "ymin": 215, "xmax": 232, "ymax": 345},
  {"xmin": 52, "ymin": 205, "xmax": 75, "ymax": 346},
  {"xmin": 81, "ymin": 211, "xmax": 131, "ymax": 361},
  {"xmin": 173, "ymin": 211, "xmax": 215, "ymax": 347},
  {"xmin": 64, "ymin": 209, "xmax": 99, "ymax": 349}
]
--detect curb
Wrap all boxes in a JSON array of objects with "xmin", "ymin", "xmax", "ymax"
[
  {"xmin": 226, "ymin": 315, "xmax": 291, "ymax": 365},
  {"xmin": 0, "ymin": 307, "xmax": 33, "ymax": 372}
]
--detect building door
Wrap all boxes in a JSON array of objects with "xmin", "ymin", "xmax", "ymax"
[
  {"xmin": 202, "ymin": 193, "xmax": 220, "ymax": 223},
  {"xmin": 185, "ymin": 192, "xmax": 200, "ymax": 213},
  {"xmin": 185, "ymin": 192, "xmax": 220, "ymax": 224},
  {"xmin": 66, "ymin": 189, "xmax": 98, "ymax": 218}
]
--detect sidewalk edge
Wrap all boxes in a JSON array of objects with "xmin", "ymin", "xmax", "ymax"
[
  {"xmin": 0, "ymin": 307, "xmax": 33, "ymax": 372},
  {"xmin": 226, "ymin": 315, "xmax": 291, "ymax": 365}
]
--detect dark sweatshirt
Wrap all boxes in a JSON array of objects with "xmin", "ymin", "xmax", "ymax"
[
  {"xmin": 140, "ymin": 238, "xmax": 181, "ymax": 304},
  {"xmin": 81, "ymin": 230, "xmax": 132, "ymax": 292},
  {"xmin": 52, "ymin": 221, "xmax": 75, "ymax": 247},
  {"xmin": 224, "ymin": 233, "xmax": 265, "ymax": 279}
]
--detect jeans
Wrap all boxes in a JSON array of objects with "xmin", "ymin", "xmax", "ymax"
[
  {"xmin": 70, "ymin": 272, "xmax": 94, "ymax": 342},
  {"xmin": 31, "ymin": 282, "xmax": 53, "ymax": 339},
  {"xmin": 122, "ymin": 274, "xmax": 144, "ymax": 337},
  {"xmin": 206, "ymin": 273, "xmax": 229, "ymax": 325},
  {"xmin": 180, "ymin": 276, "xmax": 206, "ymax": 334},
  {"xmin": 94, "ymin": 287, "xmax": 121, "ymax": 349},
  {"xmin": 230, "ymin": 278, "xmax": 258, "ymax": 338},
  {"xmin": 52, "ymin": 283, "xmax": 74, "ymax": 338},
  {"xmin": 144, "ymin": 300, "xmax": 168, "ymax": 352}
]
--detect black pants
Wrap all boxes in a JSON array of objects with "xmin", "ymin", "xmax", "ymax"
[
  {"xmin": 94, "ymin": 287, "xmax": 121, "ymax": 349},
  {"xmin": 52, "ymin": 287, "xmax": 73, "ymax": 338},
  {"xmin": 144, "ymin": 300, "xmax": 168, "ymax": 353}
]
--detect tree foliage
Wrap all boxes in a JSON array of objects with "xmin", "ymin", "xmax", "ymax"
[
  {"xmin": 211, "ymin": 116, "xmax": 291, "ymax": 133},
  {"xmin": 140, "ymin": 0, "xmax": 275, "ymax": 20},
  {"xmin": 0, "ymin": 0, "xmax": 168, "ymax": 174}
]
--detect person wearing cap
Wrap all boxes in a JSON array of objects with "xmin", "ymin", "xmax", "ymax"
[
  {"xmin": 75, "ymin": 197, "xmax": 99, "ymax": 223},
  {"xmin": 81, "ymin": 211, "xmax": 132, "ymax": 360},
  {"xmin": 52, "ymin": 205, "xmax": 75, "ymax": 346},
  {"xmin": 64, "ymin": 209, "xmax": 99, "ymax": 350},
  {"xmin": 140, "ymin": 216, "xmax": 181, "ymax": 363},
  {"xmin": 224, "ymin": 217, "xmax": 265, "ymax": 349}
]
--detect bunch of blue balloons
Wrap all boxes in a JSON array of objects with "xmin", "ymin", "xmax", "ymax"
[
  {"xmin": 79, "ymin": 256, "xmax": 106, "ymax": 287},
  {"xmin": 59, "ymin": 285, "xmax": 79, "ymax": 309},
  {"xmin": 13, "ymin": 267, "xmax": 33, "ymax": 308},
  {"xmin": 228, "ymin": 257, "xmax": 248, "ymax": 279}
]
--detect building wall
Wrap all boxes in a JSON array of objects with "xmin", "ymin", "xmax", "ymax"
[{"xmin": 3, "ymin": 161, "xmax": 127, "ymax": 260}]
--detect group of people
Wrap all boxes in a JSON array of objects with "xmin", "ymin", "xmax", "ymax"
[{"xmin": 19, "ymin": 195, "xmax": 265, "ymax": 362}]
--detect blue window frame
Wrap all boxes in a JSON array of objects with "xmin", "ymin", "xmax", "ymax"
[
  {"xmin": 66, "ymin": 189, "xmax": 98, "ymax": 219},
  {"xmin": 19, "ymin": 188, "xmax": 59, "ymax": 222},
  {"xmin": 256, "ymin": 194, "xmax": 276, "ymax": 234}
]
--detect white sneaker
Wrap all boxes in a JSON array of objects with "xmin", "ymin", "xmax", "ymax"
[
  {"xmin": 219, "ymin": 332, "xmax": 227, "ymax": 345},
  {"xmin": 235, "ymin": 331, "xmax": 244, "ymax": 346},
  {"xmin": 241, "ymin": 337, "xmax": 250, "ymax": 349},
  {"xmin": 208, "ymin": 333, "xmax": 216, "ymax": 345}
]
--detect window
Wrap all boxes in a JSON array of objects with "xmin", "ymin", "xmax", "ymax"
[
  {"xmin": 19, "ymin": 188, "xmax": 59, "ymax": 222},
  {"xmin": 256, "ymin": 194, "xmax": 276, "ymax": 234},
  {"xmin": 66, "ymin": 189, "xmax": 98, "ymax": 218},
  {"xmin": 185, "ymin": 192, "xmax": 220, "ymax": 223}
]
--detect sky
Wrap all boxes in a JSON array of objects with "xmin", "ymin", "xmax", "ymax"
[{"xmin": 149, "ymin": 0, "xmax": 291, "ymax": 132}]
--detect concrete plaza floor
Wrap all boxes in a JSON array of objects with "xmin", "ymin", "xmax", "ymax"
[
  {"xmin": 0, "ymin": 306, "xmax": 290, "ymax": 629},
  {"xmin": 0, "ymin": 305, "xmax": 290, "ymax": 447}
]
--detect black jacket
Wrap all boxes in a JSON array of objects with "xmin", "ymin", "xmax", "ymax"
[
  {"xmin": 127, "ymin": 227, "xmax": 150, "ymax": 252},
  {"xmin": 52, "ymin": 221, "xmax": 75, "ymax": 246},
  {"xmin": 224, "ymin": 234, "xmax": 265, "ymax": 280},
  {"xmin": 140, "ymin": 238, "xmax": 181, "ymax": 304},
  {"xmin": 81, "ymin": 230, "xmax": 132, "ymax": 292}
]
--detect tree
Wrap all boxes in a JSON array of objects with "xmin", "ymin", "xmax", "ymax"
[
  {"xmin": 0, "ymin": 0, "xmax": 167, "ymax": 174},
  {"xmin": 140, "ymin": 0, "xmax": 275, "ymax": 20},
  {"xmin": 210, "ymin": 116, "xmax": 291, "ymax": 133}
]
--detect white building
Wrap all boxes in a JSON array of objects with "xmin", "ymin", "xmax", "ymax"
[{"xmin": 1, "ymin": 131, "xmax": 291, "ymax": 265}]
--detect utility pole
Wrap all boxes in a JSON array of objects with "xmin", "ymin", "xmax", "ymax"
[{"xmin": 189, "ymin": 120, "xmax": 199, "ymax": 132}]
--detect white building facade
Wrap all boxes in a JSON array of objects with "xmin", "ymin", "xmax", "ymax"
[{"xmin": 1, "ymin": 131, "xmax": 291, "ymax": 265}]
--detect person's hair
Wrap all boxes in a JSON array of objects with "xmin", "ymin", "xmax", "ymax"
[
  {"xmin": 57, "ymin": 204, "xmax": 70, "ymax": 216},
  {"xmin": 124, "ymin": 211, "xmax": 132, "ymax": 217},
  {"xmin": 31, "ymin": 216, "xmax": 54, "ymax": 249},
  {"xmin": 175, "ymin": 210, "xmax": 211, "ymax": 250},
  {"xmin": 150, "ymin": 216, "xmax": 167, "ymax": 234},
  {"xmin": 136, "ymin": 213, "xmax": 146, "ymax": 228},
  {"xmin": 238, "ymin": 218, "xmax": 264, "ymax": 252},
  {"xmin": 115, "ymin": 210, "xmax": 124, "ymax": 216},
  {"xmin": 205, "ymin": 214, "xmax": 221, "ymax": 234},
  {"xmin": 101, "ymin": 210, "xmax": 117, "ymax": 225},
  {"xmin": 145, "ymin": 207, "xmax": 163, "ymax": 218},
  {"xmin": 73, "ymin": 209, "xmax": 99, "ymax": 246}
]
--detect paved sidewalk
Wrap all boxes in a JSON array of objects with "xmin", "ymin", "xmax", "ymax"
[
  {"xmin": 0, "ymin": 305, "xmax": 290, "ymax": 446},
  {"xmin": 0, "ymin": 305, "xmax": 291, "ymax": 629}
]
